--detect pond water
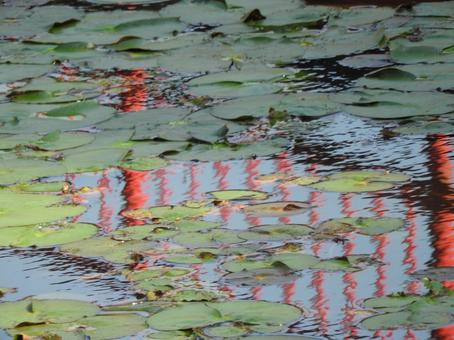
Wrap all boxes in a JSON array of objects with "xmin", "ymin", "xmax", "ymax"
[{"xmin": 0, "ymin": 0, "xmax": 453, "ymax": 339}]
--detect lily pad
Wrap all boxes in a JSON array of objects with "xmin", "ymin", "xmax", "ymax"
[
  {"xmin": 60, "ymin": 237, "xmax": 152, "ymax": 264},
  {"xmin": 0, "ymin": 191, "xmax": 85, "ymax": 228},
  {"xmin": 147, "ymin": 301, "xmax": 302, "ymax": 331},
  {"xmin": 317, "ymin": 217, "xmax": 404, "ymax": 236},
  {"xmin": 243, "ymin": 201, "xmax": 310, "ymax": 217},
  {"xmin": 204, "ymin": 324, "xmax": 248, "ymax": 337},
  {"xmin": 205, "ymin": 93, "xmax": 340, "ymax": 120},
  {"xmin": 11, "ymin": 313, "xmax": 147, "ymax": 340},
  {"xmin": 172, "ymin": 229, "xmax": 244, "ymax": 248},
  {"xmin": 120, "ymin": 157, "xmax": 168, "ymax": 171},
  {"xmin": 110, "ymin": 225, "xmax": 178, "ymax": 241},
  {"xmin": 239, "ymin": 223, "xmax": 313, "ymax": 241},
  {"xmin": 167, "ymin": 139, "xmax": 288, "ymax": 162},
  {"xmin": 0, "ymin": 298, "xmax": 100, "ymax": 329},
  {"xmin": 224, "ymin": 268, "xmax": 298, "ymax": 286},
  {"xmin": 0, "ymin": 222, "xmax": 97, "ymax": 247},
  {"xmin": 208, "ymin": 189, "xmax": 268, "ymax": 200},
  {"xmin": 123, "ymin": 203, "xmax": 213, "ymax": 222},
  {"xmin": 311, "ymin": 170, "xmax": 409, "ymax": 193}
]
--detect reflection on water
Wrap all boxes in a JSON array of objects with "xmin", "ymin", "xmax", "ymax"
[
  {"xmin": 0, "ymin": 247, "xmax": 134, "ymax": 304},
  {"xmin": 1, "ymin": 113, "xmax": 449, "ymax": 338},
  {"xmin": 0, "ymin": 29, "xmax": 452, "ymax": 337},
  {"xmin": 1, "ymin": 109, "xmax": 452, "ymax": 338}
]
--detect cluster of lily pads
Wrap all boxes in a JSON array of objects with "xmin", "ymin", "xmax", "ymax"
[{"xmin": 0, "ymin": 0, "xmax": 452, "ymax": 338}]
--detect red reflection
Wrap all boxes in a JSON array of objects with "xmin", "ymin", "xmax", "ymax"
[
  {"xmin": 428, "ymin": 135, "xmax": 454, "ymax": 290},
  {"xmin": 245, "ymin": 159, "xmax": 262, "ymax": 226},
  {"xmin": 214, "ymin": 161, "xmax": 233, "ymax": 222},
  {"xmin": 116, "ymin": 69, "xmax": 149, "ymax": 112},
  {"xmin": 312, "ymin": 271, "xmax": 329, "ymax": 335},
  {"xmin": 98, "ymin": 170, "xmax": 114, "ymax": 232},
  {"xmin": 122, "ymin": 169, "xmax": 151, "ymax": 226},
  {"xmin": 188, "ymin": 163, "xmax": 200, "ymax": 200},
  {"xmin": 155, "ymin": 168, "xmax": 171, "ymax": 206}
]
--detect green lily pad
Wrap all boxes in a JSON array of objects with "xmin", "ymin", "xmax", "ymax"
[
  {"xmin": 334, "ymin": 88, "xmax": 454, "ymax": 119},
  {"xmin": 120, "ymin": 157, "xmax": 168, "ymax": 171},
  {"xmin": 174, "ymin": 220, "xmax": 221, "ymax": 232},
  {"xmin": 311, "ymin": 170, "xmax": 409, "ymax": 193},
  {"xmin": 0, "ymin": 64, "xmax": 53, "ymax": 83},
  {"xmin": 11, "ymin": 313, "xmax": 147, "ymax": 340},
  {"xmin": 0, "ymin": 222, "xmax": 97, "ymax": 247},
  {"xmin": 167, "ymin": 139, "xmax": 288, "ymax": 162},
  {"xmin": 127, "ymin": 267, "xmax": 192, "ymax": 282},
  {"xmin": 310, "ymin": 257, "xmax": 359, "ymax": 272},
  {"xmin": 318, "ymin": 217, "xmax": 404, "ymax": 236},
  {"xmin": 0, "ymin": 101, "xmax": 115, "ymax": 134},
  {"xmin": 285, "ymin": 176, "xmax": 322, "ymax": 186},
  {"xmin": 0, "ymin": 298, "xmax": 100, "ymax": 329},
  {"xmin": 0, "ymin": 155, "xmax": 67, "ymax": 185},
  {"xmin": 110, "ymin": 225, "xmax": 178, "ymax": 241},
  {"xmin": 10, "ymin": 181, "xmax": 67, "ymax": 193},
  {"xmin": 169, "ymin": 289, "xmax": 220, "ymax": 302},
  {"xmin": 243, "ymin": 201, "xmax": 310, "ymax": 217},
  {"xmin": 147, "ymin": 330, "xmax": 196, "ymax": 339},
  {"xmin": 8, "ymin": 89, "xmax": 88, "ymax": 104},
  {"xmin": 356, "ymin": 64, "xmax": 454, "ymax": 92},
  {"xmin": 147, "ymin": 300, "xmax": 301, "ymax": 331},
  {"xmin": 147, "ymin": 302, "xmax": 222, "ymax": 331},
  {"xmin": 204, "ymin": 324, "xmax": 248, "ymax": 337},
  {"xmin": 33, "ymin": 130, "xmax": 95, "ymax": 151},
  {"xmin": 208, "ymin": 189, "xmax": 268, "ymax": 200},
  {"xmin": 64, "ymin": 148, "xmax": 129, "ymax": 173},
  {"xmin": 165, "ymin": 255, "xmax": 204, "ymax": 264},
  {"xmin": 361, "ymin": 310, "xmax": 452, "ymax": 331},
  {"xmin": 172, "ymin": 229, "xmax": 244, "ymax": 248},
  {"xmin": 391, "ymin": 121, "xmax": 454, "ymax": 136},
  {"xmin": 205, "ymin": 93, "xmax": 340, "ymax": 120},
  {"xmin": 338, "ymin": 54, "xmax": 393, "ymax": 69},
  {"xmin": 60, "ymin": 237, "xmax": 152, "ymax": 264},
  {"xmin": 224, "ymin": 268, "xmax": 298, "ymax": 286},
  {"xmin": 123, "ymin": 203, "xmax": 213, "ymax": 222},
  {"xmin": 239, "ymin": 224, "xmax": 313, "ymax": 241},
  {"xmin": 0, "ymin": 191, "xmax": 85, "ymax": 228}
]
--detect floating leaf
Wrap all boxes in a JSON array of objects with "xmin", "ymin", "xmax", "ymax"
[
  {"xmin": 172, "ymin": 229, "xmax": 244, "ymax": 248},
  {"xmin": 147, "ymin": 301, "xmax": 301, "ymax": 331},
  {"xmin": 110, "ymin": 225, "xmax": 178, "ymax": 241},
  {"xmin": 204, "ymin": 324, "xmax": 248, "ymax": 337},
  {"xmin": 0, "ymin": 298, "xmax": 100, "ymax": 329},
  {"xmin": 11, "ymin": 314, "xmax": 147, "ymax": 340},
  {"xmin": 311, "ymin": 170, "xmax": 409, "ymax": 193},
  {"xmin": 120, "ymin": 157, "xmax": 168, "ymax": 171},
  {"xmin": 123, "ymin": 203, "xmax": 213, "ymax": 222},
  {"xmin": 239, "ymin": 224, "xmax": 313, "ymax": 241},
  {"xmin": 0, "ymin": 222, "xmax": 97, "ymax": 247},
  {"xmin": 208, "ymin": 189, "xmax": 268, "ymax": 200},
  {"xmin": 224, "ymin": 268, "xmax": 298, "ymax": 286},
  {"xmin": 167, "ymin": 139, "xmax": 288, "ymax": 162},
  {"xmin": 0, "ymin": 191, "xmax": 85, "ymax": 228},
  {"xmin": 318, "ymin": 217, "xmax": 404, "ymax": 236},
  {"xmin": 243, "ymin": 201, "xmax": 310, "ymax": 217},
  {"xmin": 61, "ymin": 237, "xmax": 152, "ymax": 264}
]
